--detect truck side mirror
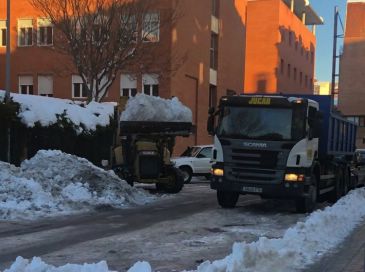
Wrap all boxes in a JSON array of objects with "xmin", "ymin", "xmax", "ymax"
[{"xmin": 207, "ymin": 114, "xmax": 215, "ymax": 135}]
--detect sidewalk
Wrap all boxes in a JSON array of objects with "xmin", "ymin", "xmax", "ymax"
[{"xmin": 307, "ymin": 222, "xmax": 365, "ymax": 272}]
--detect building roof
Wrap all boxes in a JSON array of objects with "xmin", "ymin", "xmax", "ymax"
[{"xmin": 282, "ymin": 0, "xmax": 324, "ymax": 25}]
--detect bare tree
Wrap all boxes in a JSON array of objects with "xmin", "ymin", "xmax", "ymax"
[{"xmin": 30, "ymin": 0, "xmax": 180, "ymax": 102}]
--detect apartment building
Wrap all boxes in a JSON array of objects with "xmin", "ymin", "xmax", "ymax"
[
  {"xmin": 0, "ymin": 0, "xmax": 321, "ymax": 153},
  {"xmin": 244, "ymin": 0, "xmax": 322, "ymax": 94},
  {"xmin": 338, "ymin": 0, "xmax": 365, "ymax": 148}
]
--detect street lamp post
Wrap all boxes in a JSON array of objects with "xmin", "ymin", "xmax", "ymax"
[
  {"xmin": 5, "ymin": 0, "xmax": 10, "ymax": 102},
  {"xmin": 5, "ymin": 0, "xmax": 11, "ymax": 163}
]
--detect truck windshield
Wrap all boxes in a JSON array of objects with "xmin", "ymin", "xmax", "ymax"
[{"xmin": 217, "ymin": 106, "xmax": 305, "ymax": 141}]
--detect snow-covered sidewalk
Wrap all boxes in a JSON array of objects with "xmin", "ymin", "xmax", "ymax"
[
  {"xmin": 0, "ymin": 150, "xmax": 153, "ymax": 221},
  {"xmin": 3, "ymin": 188, "xmax": 365, "ymax": 272}
]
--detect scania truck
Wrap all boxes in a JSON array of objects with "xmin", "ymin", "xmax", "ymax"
[{"xmin": 208, "ymin": 95, "xmax": 358, "ymax": 213}]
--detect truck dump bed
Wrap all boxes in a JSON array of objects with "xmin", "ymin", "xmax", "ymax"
[
  {"xmin": 297, "ymin": 95, "xmax": 357, "ymax": 157},
  {"xmin": 120, "ymin": 121, "xmax": 193, "ymax": 136}
]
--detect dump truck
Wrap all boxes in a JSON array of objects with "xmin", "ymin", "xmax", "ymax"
[{"xmin": 208, "ymin": 94, "xmax": 358, "ymax": 213}]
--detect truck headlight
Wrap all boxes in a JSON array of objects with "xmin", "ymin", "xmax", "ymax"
[
  {"xmin": 285, "ymin": 173, "xmax": 305, "ymax": 182},
  {"xmin": 212, "ymin": 168, "xmax": 224, "ymax": 176}
]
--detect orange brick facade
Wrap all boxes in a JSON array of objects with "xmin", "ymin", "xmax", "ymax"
[
  {"xmin": 244, "ymin": 0, "xmax": 317, "ymax": 94},
  {"xmin": 0, "ymin": 0, "xmax": 321, "ymax": 154},
  {"xmin": 338, "ymin": 1, "xmax": 365, "ymax": 148}
]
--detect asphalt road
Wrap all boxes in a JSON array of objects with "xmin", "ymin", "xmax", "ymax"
[{"xmin": 0, "ymin": 180, "xmax": 305, "ymax": 271}]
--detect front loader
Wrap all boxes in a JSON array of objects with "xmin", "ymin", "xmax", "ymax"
[{"xmin": 112, "ymin": 121, "xmax": 192, "ymax": 193}]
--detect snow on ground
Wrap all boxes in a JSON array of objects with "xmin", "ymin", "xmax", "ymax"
[
  {"xmin": 121, "ymin": 94, "xmax": 192, "ymax": 123},
  {"xmin": 3, "ymin": 257, "xmax": 151, "ymax": 272},
  {"xmin": 0, "ymin": 150, "xmax": 153, "ymax": 221},
  {"xmin": 0, "ymin": 90, "xmax": 115, "ymax": 133},
  {"xmin": 4, "ymin": 188, "xmax": 365, "ymax": 272},
  {"xmin": 195, "ymin": 188, "xmax": 365, "ymax": 272}
]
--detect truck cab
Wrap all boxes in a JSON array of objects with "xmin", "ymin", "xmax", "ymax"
[{"xmin": 208, "ymin": 95, "xmax": 357, "ymax": 213}]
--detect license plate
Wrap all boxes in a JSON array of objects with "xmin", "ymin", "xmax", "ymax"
[{"xmin": 242, "ymin": 186, "xmax": 263, "ymax": 193}]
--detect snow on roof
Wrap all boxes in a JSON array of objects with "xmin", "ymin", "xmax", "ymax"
[
  {"xmin": 0, "ymin": 91, "xmax": 116, "ymax": 133},
  {"xmin": 348, "ymin": 0, "xmax": 365, "ymax": 2},
  {"xmin": 121, "ymin": 94, "xmax": 192, "ymax": 123},
  {"xmin": 0, "ymin": 150, "xmax": 153, "ymax": 221}
]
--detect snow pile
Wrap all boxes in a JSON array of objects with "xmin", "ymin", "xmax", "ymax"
[
  {"xmin": 121, "ymin": 94, "xmax": 192, "ymax": 123},
  {"xmin": 3, "ymin": 257, "xmax": 151, "ymax": 272},
  {"xmin": 0, "ymin": 90, "xmax": 115, "ymax": 133},
  {"xmin": 195, "ymin": 188, "xmax": 365, "ymax": 272},
  {"xmin": 0, "ymin": 150, "xmax": 152, "ymax": 220},
  {"xmin": 3, "ymin": 257, "xmax": 114, "ymax": 272}
]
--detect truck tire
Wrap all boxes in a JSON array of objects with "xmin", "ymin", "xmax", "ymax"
[
  {"xmin": 180, "ymin": 166, "xmax": 193, "ymax": 184},
  {"xmin": 158, "ymin": 167, "xmax": 184, "ymax": 194},
  {"xmin": 217, "ymin": 191, "xmax": 239, "ymax": 208},
  {"xmin": 295, "ymin": 175, "xmax": 317, "ymax": 213}
]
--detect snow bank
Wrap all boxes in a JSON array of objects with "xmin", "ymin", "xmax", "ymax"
[
  {"xmin": 0, "ymin": 150, "xmax": 152, "ymax": 220},
  {"xmin": 121, "ymin": 94, "xmax": 192, "ymax": 123},
  {"xmin": 3, "ymin": 257, "xmax": 114, "ymax": 272},
  {"xmin": 195, "ymin": 188, "xmax": 365, "ymax": 272},
  {"xmin": 0, "ymin": 90, "xmax": 115, "ymax": 133}
]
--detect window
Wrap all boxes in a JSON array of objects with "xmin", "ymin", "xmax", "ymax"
[
  {"xmin": 210, "ymin": 33, "xmax": 218, "ymax": 70},
  {"xmin": 300, "ymin": 72, "xmax": 303, "ymax": 85},
  {"xmin": 305, "ymin": 75, "xmax": 308, "ymax": 88},
  {"xmin": 19, "ymin": 75, "xmax": 33, "ymax": 95},
  {"xmin": 0, "ymin": 20, "xmax": 6, "ymax": 47},
  {"xmin": 287, "ymin": 64, "xmax": 291, "ymax": 78},
  {"xmin": 212, "ymin": 0, "xmax": 220, "ymax": 17},
  {"xmin": 280, "ymin": 59, "xmax": 284, "ymax": 75},
  {"xmin": 306, "ymin": 51, "xmax": 309, "ymax": 60},
  {"xmin": 198, "ymin": 147, "xmax": 212, "ymax": 159},
  {"xmin": 121, "ymin": 15, "xmax": 137, "ymax": 42},
  {"xmin": 294, "ymin": 67, "xmax": 297, "ymax": 81},
  {"xmin": 72, "ymin": 75, "xmax": 88, "ymax": 98},
  {"xmin": 37, "ymin": 18, "xmax": 53, "ymax": 46},
  {"xmin": 142, "ymin": 74, "xmax": 159, "ymax": 96},
  {"xmin": 209, "ymin": 84, "xmax": 217, "ymax": 108},
  {"xmin": 18, "ymin": 19, "xmax": 33, "ymax": 46},
  {"xmin": 301, "ymin": 47, "xmax": 304, "ymax": 56},
  {"xmin": 38, "ymin": 75, "xmax": 53, "ymax": 97},
  {"xmin": 142, "ymin": 13, "xmax": 160, "ymax": 42},
  {"xmin": 295, "ymin": 41, "xmax": 298, "ymax": 51},
  {"xmin": 226, "ymin": 89, "xmax": 236, "ymax": 96},
  {"xmin": 289, "ymin": 31, "xmax": 293, "ymax": 46},
  {"xmin": 120, "ymin": 74, "xmax": 137, "ymax": 97},
  {"xmin": 311, "ymin": 51, "xmax": 314, "ymax": 64}
]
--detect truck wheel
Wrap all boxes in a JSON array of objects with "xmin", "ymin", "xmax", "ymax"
[
  {"xmin": 159, "ymin": 167, "xmax": 184, "ymax": 194},
  {"xmin": 295, "ymin": 175, "xmax": 317, "ymax": 213},
  {"xmin": 217, "ymin": 191, "xmax": 239, "ymax": 208},
  {"xmin": 180, "ymin": 166, "xmax": 193, "ymax": 184}
]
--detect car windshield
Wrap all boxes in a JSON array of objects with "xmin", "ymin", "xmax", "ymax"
[
  {"xmin": 216, "ymin": 106, "xmax": 305, "ymax": 141},
  {"xmin": 180, "ymin": 146, "xmax": 201, "ymax": 157}
]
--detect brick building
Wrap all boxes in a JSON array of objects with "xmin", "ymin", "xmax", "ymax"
[
  {"xmin": 0, "ymin": 0, "xmax": 321, "ymax": 153},
  {"xmin": 338, "ymin": 0, "xmax": 365, "ymax": 148},
  {"xmin": 244, "ymin": 0, "xmax": 322, "ymax": 94}
]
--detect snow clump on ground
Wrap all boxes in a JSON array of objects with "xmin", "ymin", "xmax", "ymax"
[
  {"xmin": 0, "ymin": 150, "xmax": 153, "ymax": 221},
  {"xmin": 121, "ymin": 94, "xmax": 192, "ymax": 123}
]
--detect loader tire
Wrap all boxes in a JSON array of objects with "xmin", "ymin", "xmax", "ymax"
[{"xmin": 158, "ymin": 167, "xmax": 184, "ymax": 194}]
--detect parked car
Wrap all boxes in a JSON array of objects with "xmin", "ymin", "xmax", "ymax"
[
  {"xmin": 352, "ymin": 149, "xmax": 365, "ymax": 186},
  {"xmin": 172, "ymin": 145, "xmax": 213, "ymax": 183}
]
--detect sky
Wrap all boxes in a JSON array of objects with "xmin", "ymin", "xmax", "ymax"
[{"xmin": 310, "ymin": 0, "xmax": 348, "ymax": 82}]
